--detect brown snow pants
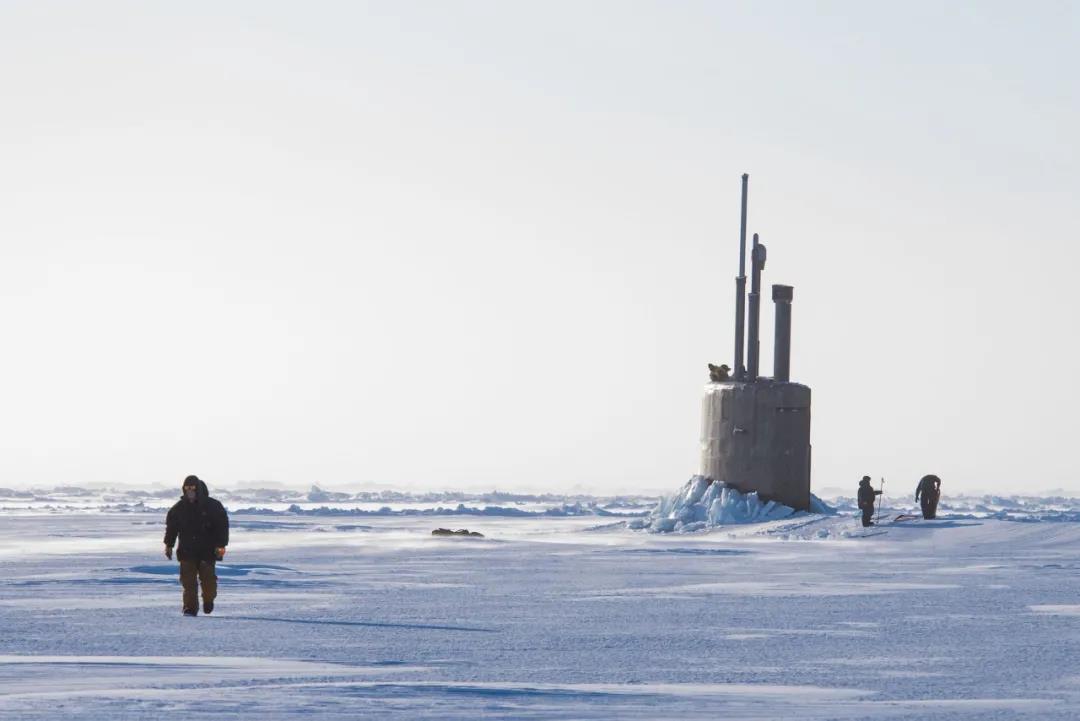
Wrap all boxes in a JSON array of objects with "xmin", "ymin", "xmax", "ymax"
[
  {"xmin": 920, "ymin": 491, "xmax": 940, "ymax": 520},
  {"xmin": 179, "ymin": 559, "xmax": 217, "ymax": 611}
]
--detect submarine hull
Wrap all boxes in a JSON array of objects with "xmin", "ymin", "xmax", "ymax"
[{"xmin": 700, "ymin": 380, "xmax": 812, "ymax": 511}]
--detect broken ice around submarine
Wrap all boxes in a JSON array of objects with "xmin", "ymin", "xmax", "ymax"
[{"xmin": 630, "ymin": 475, "xmax": 834, "ymax": 532}]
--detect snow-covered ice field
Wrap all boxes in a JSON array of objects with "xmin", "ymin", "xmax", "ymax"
[{"xmin": 3, "ymin": 490, "xmax": 1080, "ymax": 719}]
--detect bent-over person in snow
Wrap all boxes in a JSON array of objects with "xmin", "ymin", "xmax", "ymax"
[
  {"xmin": 164, "ymin": 475, "xmax": 229, "ymax": 616},
  {"xmin": 857, "ymin": 476, "xmax": 882, "ymax": 527},
  {"xmin": 915, "ymin": 474, "xmax": 942, "ymax": 520}
]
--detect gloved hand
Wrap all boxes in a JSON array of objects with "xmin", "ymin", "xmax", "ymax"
[
  {"xmin": 215, "ymin": 547, "xmax": 226, "ymax": 561},
  {"xmin": 165, "ymin": 545, "xmax": 173, "ymax": 560}
]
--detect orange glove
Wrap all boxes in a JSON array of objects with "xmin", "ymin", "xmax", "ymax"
[{"xmin": 215, "ymin": 547, "xmax": 226, "ymax": 560}]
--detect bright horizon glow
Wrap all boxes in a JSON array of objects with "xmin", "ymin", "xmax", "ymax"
[{"xmin": 1, "ymin": 2, "xmax": 1078, "ymax": 495}]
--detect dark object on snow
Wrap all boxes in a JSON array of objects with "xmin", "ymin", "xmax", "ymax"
[
  {"xmin": 915, "ymin": 475, "xmax": 942, "ymax": 519},
  {"xmin": 203, "ymin": 599, "xmax": 214, "ymax": 615},
  {"xmin": 857, "ymin": 477, "xmax": 883, "ymax": 528},
  {"xmin": 164, "ymin": 476, "xmax": 229, "ymax": 614},
  {"xmin": 708, "ymin": 363, "xmax": 731, "ymax": 382},
  {"xmin": 165, "ymin": 477, "xmax": 229, "ymax": 562},
  {"xmin": 180, "ymin": 560, "xmax": 217, "ymax": 614},
  {"xmin": 701, "ymin": 174, "xmax": 812, "ymax": 512},
  {"xmin": 432, "ymin": 528, "xmax": 484, "ymax": 537},
  {"xmin": 183, "ymin": 608, "xmax": 197, "ymax": 617}
]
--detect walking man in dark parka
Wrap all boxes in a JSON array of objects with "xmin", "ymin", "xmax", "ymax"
[{"xmin": 164, "ymin": 475, "xmax": 229, "ymax": 616}]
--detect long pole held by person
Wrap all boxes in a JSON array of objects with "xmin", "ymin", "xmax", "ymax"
[{"xmin": 876, "ymin": 477, "xmax": 885, "ymax": 526}]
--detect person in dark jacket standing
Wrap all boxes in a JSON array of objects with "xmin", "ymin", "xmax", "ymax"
[
  {"xmin": 164, "ymin": 475, "xmax": 229, "ymax": 616},
  {"xmin": 915, "ymin": 474, "xmax": 942, "ymax": 520},
  {"xmin": 857, "ymin": 476, "xmax": 882, "ymax": 527}
]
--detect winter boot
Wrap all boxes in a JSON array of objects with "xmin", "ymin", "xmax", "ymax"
[
  {"xmin": 183, "ymin": 608, "xmax": 198, "ymax": 617},
  {"xmin": 203, "ymin": 600, "xmax": 214, "ymax": 615}
]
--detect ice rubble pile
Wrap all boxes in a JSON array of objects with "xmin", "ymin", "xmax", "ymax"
[
  {"xmin": 0, "ymin": 486, "xmax": 657, "ymax": 516},
  {"xmin": 630, "ymin": 475, "xmax": 834, "ymax": 533}
]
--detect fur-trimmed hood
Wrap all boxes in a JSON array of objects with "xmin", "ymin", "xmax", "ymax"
[{"xmin": 181, "ymin": 476, "xmax": 210, "ymax": 502}]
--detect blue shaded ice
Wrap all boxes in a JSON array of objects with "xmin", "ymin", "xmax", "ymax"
[{"xmin": 630, "ymin": 475, "xmax": 834, "ymax": 533}]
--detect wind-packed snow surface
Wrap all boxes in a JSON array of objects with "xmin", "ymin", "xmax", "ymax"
[{"xmin": 4, "ymin": 485, "xmax": 1080, "ymax": 719}]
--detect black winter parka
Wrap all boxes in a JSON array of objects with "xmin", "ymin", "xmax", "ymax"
[
  {"xmin": 915, "ymin": 475, "xmax": 941, "ymax": 501},
  {"xmin": 164, "ymin": 479, "xmax": 229, "ymax": 562},
  {"xmin": 857, "ymin": 482, "xmax": 881, "ymax": 510}
]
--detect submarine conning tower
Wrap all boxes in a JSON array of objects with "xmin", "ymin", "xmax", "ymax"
[{"xmin": 701, "ymin": 174, "xmax": 812, "ymax": 511}]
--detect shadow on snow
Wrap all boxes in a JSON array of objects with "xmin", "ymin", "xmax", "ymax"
[{"xmin": 222, "ymin": 616, "xmax": 498, "ymax": 633}]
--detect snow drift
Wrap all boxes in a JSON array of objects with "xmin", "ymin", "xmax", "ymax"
[{"xmin": 631, "ymin": 476, "xmax": 834, "ymax": 533}]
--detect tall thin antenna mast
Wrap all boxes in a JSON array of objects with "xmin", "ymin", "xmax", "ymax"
[{"xmin": 733, "ymin": 173, "xmax": 748, "ymax": 380}]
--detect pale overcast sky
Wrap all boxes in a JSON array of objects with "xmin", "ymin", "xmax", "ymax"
[{"xmin": 1, "ymin": 1, "xmax": 1077, "ymax": 494}]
